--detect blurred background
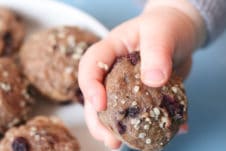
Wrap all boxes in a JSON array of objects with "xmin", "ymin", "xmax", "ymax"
[{"xmin": 58, "ymin": 0, "xmax": 226, "ymax": 151}]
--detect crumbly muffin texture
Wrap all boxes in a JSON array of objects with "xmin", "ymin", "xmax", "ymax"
[
  {"xmin": 19, "ymin": 26, "xmax": 99, "ymax": 103},
  {"xmin": 0, "ymin": 58, "xmax": 32, "ymax": 135},
  {"xmin": 0, "ymin": 7, "xmax": 25, "ymax": 56},
  {"xmin": 0, "ymin": 116, "xmax": 80, "ymax": 151},
  {"xmin": 99, "ymin": 52, "xmax": 188, "ymax": 151}
]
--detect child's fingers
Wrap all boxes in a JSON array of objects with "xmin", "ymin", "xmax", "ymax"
[
  {"xmin": 178, "ymin": 123, "xmax": 189, "ymax": 134},
  {"xmin": 139, "ymin": 14, "xmax": 175, "ymax": 88},
  {"xmin": 79, "ymin": 19, "xmax": 139, "ymax": 111},
  {"xmin": 84, "ymin": 101, "xmax": 121, "ymax": 149},
  {"xmin": 79, "ymin": 39, "xmax": 121, "ymax": 111}
]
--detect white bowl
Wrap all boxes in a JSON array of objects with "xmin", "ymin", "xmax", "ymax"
[{"xmin": 0, "ymin": 0, "xmax": 109, "ymax": 151}]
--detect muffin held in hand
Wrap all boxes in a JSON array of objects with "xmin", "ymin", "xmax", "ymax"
[
  {"xmin": 0, "ymin": 58, "xmax": 32, "ymax": 135},
  {"xmin": 19, "ymin": 26, "xmax": 99, "ymax": 103},
  {"xmin": 98, "ymin": 52, "xmax": 188, "ymax": 151},
  {"xmin": 0, "ymin": 7, "xmax": 25, "ymax": 56},
  {"xmin": 0, "ymin": 116, "xmax": 80, "ymax": 151}
]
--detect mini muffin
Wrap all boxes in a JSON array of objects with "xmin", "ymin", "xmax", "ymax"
[
  {"xmin": 0, "ymin": 116, "xmax": 80, "ymax": 151},
  {"xmin": 0, "ymin": 58, "xmax": 32, "ymax": 135},
  {"xmin": 98, "ymin": 52, "xmax": 188, "ymax": 151},
  {"xmin": 19, "ymin": 26, "xmax": 99, "ymax": 103},
  {"xmin": 0, "ymin": 7, "xmax": 25, "ymax": 56}
]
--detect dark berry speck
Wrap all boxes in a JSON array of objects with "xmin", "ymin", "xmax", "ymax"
[
  {"xmin": 160, "ymin": 95, "xmax": 184, "ymax": 121},
  {"xmin": 3, "ymin": 32, "xmax": 13, "ymax": 55},
  {"xmin": 12, "ymin": 137, "xmax": 29, "ymax": 151},
  {"xmin": 119, "ymin": 107, "xmax": 140, "ymax": 118},
  {"xmin": 127, "ymin": 52, "xmax": 139, "ymax": 65},
  {"xmin": 117, "ymin": 121, "xmax": 127, "ymax": 134},
  {"xmin": 127, "ymin": 107, "xmax": 140, "ymax": 118}
]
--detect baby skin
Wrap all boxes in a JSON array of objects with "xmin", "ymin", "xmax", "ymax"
[{"xmin": 79, "ymin": 0, "xmax": 206, "ymax": 149}]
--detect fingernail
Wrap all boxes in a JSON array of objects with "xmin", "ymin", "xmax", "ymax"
[{"xmin": 142, "ymin": 69, "xmax": 166, "ymax": 86}]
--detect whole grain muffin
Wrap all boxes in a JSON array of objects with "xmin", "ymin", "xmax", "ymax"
[
  {"xmin": 98, "ymin": 52, "xmax": 188, "ymax": 151},
  {"xmin": 0, "ymin": 58, "xmax": 32, "ymax": 135},
  {"xmin": 0, "ymin": 116, "xmax": 80, "ymax": 151},
  {"xmin": 0, "ymin": 7, "xmax": 25, "ymax": 56},
  {"xmin": 19, "ymin": 26, "xmax": 99, "ymax": 103}
]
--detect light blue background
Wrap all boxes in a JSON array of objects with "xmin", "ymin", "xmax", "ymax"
[{"xmin": 58, "ymin": 0, "xmax": 226, "ymax": 151}]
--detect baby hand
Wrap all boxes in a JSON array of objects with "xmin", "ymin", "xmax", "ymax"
[{"xmin": 79, "ymin": 0, "xmax": 205, "ymax": 149}]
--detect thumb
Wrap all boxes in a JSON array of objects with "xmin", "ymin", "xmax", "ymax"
[{"xmin": 139, "ymin": 13, "xmax": 176, "ymax": 87}]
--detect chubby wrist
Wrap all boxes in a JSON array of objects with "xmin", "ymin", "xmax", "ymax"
[{"xmin": 144, "ymin": 0, "xmax": 206, "ymax": 49}]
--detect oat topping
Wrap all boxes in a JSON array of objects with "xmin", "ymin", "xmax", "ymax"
[
  {"xmin": 134, "ymin": 124, "xmax": 140, "ymax": 130},
  {"xmin": 144, "ymin": 124, "xmax": 150, "ymax": 130},
  {"xmin": 30, "ymin": 126, "xmax": 37, "ymax": 132},
  {"xmin": 67, "ymin": 35, "xmax": 76, "ymax": 47},
  {"xmin": 65, "ymin": 67, "xmax": 74, "ymax": 74},
  {"xmin": 97, "ymin": 61, "xmax": 109, "ymax": 71},
  {"xmin": 120, "ymin": 99, "xmax": 126, "ymax": 104},
  {"xmin": 162, "ymin": 86, "xmax": 167, "ymax": 91},
  {"xmin": 132, "ymin": 101, "xmax": 138, "ymax": 106},
  {"xmin": 133, "ymin": 85, "xmax": 140, "ymax": 93},
  {"xmin": 177, "ymin": 96, "xmax": 182, "ymax": 100},
  {"xmin": 131, "ymin": 118, "xmax": 139, "ymax": 125},
  {"xmin": 22, "ymin": 89, "xmax": 30, "ymax": 100},
  {"xmin": 70, "ymin": 41, "xmax": 88, "ymax": 60},
  {"xmin": 171, "ymin": 86, "xmax": 178, "ymax": 93},
  {"xmin": 145, "ymin": 138, "xmax": 152, "ymax": 144},
  {"xmin": 180, "ymin": 101, "xmax": 185, "ymax": 105},
  {"xmin": 0, "ymin": 82, "xmax": 11, "ymax": 91},
  {"xmin": 153, "ymin": 107, "xmax": 160, "ymax": 116},
  {"xmin": 135, "ymin": 73, "xmax": 140, "ymax": 79},
  {"xmin": 112, "ymin": 100, "xmax": 118, "ymax": 107},
  {"xmin": 145, "ymin": 117, "xmax": 152, "ymax": 123},
  {"xmin": 138, "ymin": 132, "xmax": 146, "ymax": 139},
  {"xmin": 160, "ymin": 117, "xmax": 168, "ymax": 128},
  {"xmin": 73, "ymin": 48, "xmax": 83, "ymax": 56},
  {"xmin": 150, "ymin": 110, "xmax": 155, "ymax": 117},
  {"xmin": 71, "ymin": 54, "xmax": 80, "ymax": 60},
  {"xmin": 59, "ymin": 45, "xmax": 67, "ymax": 54},
  {"xmin": 114, "ymin": 95, "xmax": 118, "ymax": 100},
  {"xmin": 34, "ymin": 134, "xmax": 41, "ymax": 141},
  {"xmin": 130, "ymin": 119, "xmax": 136, "ymax": 125},
  {"xmin": 76, "ymin": 41, "xmax": 87, "ymax": 53},
  {"xmin": 7, "ymin": 118, "xmax": 20, "ymax": 128}
]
